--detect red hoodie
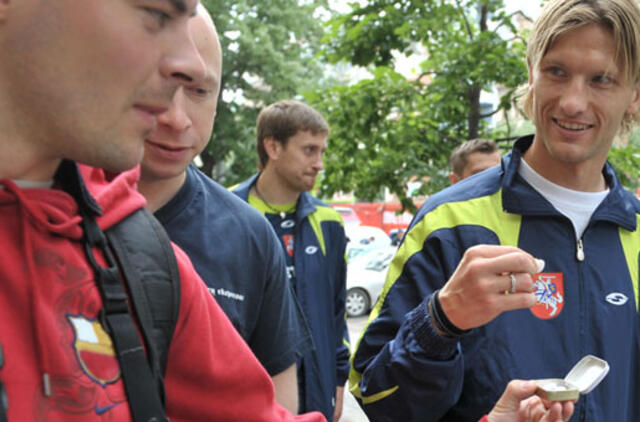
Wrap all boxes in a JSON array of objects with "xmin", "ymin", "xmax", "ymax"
[{"xmin": 0, "ymin": 162, "xmax": 324, "ymax": 422}]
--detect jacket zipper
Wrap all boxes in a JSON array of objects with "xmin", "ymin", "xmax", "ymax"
[
  {"xmin": 576, "ymin": 239, "xmax": 585, "ymax": 261},
  {"xmin": 576, "ymin": 236, "xmax": 587, "ymax": 421}
]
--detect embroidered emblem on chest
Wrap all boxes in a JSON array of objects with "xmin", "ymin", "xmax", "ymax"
[
  {"xmin": 67, "ymin": 315, "xmax": 120, "ymax": 386},
  {"xmin": 282, "ymin": 234, "xmax": 295, "ymax": 257},
  {"xmin": 530, "ymin": 273, "xmax": 564, "ymax": 319}
]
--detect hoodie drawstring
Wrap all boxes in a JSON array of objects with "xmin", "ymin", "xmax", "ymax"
[{"xmin": 1, "ymin": 180, "xmax": 57, "ymax": 398}]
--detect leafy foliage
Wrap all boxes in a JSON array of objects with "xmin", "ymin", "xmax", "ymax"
[
  {"xmin": 200, "ymin": 0, "xmax": 329, "ymax": 184},
  {"xmin": 306, "ymin": 67, "xmax": 453, "ymax": 209},
  {"xmin": 609, "ymin": 128, "xmax": 640, "ymax": 193},
  {"xmin": 308, "ymin": 0, "xmax": 529, "ymax": 207}
]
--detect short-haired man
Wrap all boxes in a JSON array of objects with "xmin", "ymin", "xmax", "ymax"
[
  {"xmin": 449, "ymin": 138, "xmax": 502, "ymax": 184},
  {"xmin": 0, "ymin": 1, "xmax": 323, "ymax": 420},
  {"xmin": 351, "ymin": 0, "xmax": 640, "ymax": 420},
  {"xmin": 137, "ymin": 6, "xmax": 312, "ymax": 414},
  {"xmin": 233, "ymin": 100, "xmax": 350, "ymax": 422}
]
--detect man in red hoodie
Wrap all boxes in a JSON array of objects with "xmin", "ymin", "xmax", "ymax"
[{"xmin": 0, "ymin": 0, "xmax": 323, "ymax": 421}]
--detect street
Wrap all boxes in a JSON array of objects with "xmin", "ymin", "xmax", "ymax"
[{"xmin": 340, "ymin": 315, "xmax": 369, "ymax": 422}]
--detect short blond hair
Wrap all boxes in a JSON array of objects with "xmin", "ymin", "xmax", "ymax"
[{"xmin": 522, "ymin": 0, "xmax": 640, "ymax": 133}]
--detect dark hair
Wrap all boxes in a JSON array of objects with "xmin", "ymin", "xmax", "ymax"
[
  {"xmin": 256, "ymin": 100, "xmax": 329, "ymax": 169},
  {"xmin": 449, "ymin": 138, "xmax": 498, "ymax": 176}
]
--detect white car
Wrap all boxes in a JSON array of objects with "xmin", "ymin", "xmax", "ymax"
[
  {"xmin": 345, "ymin": 246, "xmax": 397, "ymax": 317},
  {"xmin": 345, "ymin": 225, "xmax": 392, "ymax": 261}
]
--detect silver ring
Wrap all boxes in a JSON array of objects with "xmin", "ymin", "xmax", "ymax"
[{"xmin": 509, "ymin": 272, "xmax": 517, "ymax": 294}]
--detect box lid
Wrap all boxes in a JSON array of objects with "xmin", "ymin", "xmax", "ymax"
[{"xmin": 564, "ymin": 355, "xmax": 609, "ymax": 395}]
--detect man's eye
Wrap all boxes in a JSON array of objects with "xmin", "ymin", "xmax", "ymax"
[
  {"xmin": 546, "ymin": 66, "xmax": 565, "ymax": 77},
  {"xmin": 593, "ymin": 75, "xmax": 613, "ymax": 85},
  {"xmin": 189, "ymin": 87, "xmax": 209, "ymax": 96},
  {"xmin": 145, "ymin": 8, "xmax": 171, "ymax": 29}
]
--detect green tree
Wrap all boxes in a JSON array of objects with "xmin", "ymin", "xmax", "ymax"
[
  {"xmin": 201, "ymin": 0, "xmax": 329, "ymax": 184},
  {"xmin": 307, "ymin": 0, "xmax": 530, "ymax": 208},
  {"xmin": 609, "ymin": 128, "xmax": 640, "ymax": 193}
]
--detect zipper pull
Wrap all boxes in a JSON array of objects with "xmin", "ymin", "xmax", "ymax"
[{"xmin": 576, "ymin": 239, "xmax": 585, "ymax": 261}]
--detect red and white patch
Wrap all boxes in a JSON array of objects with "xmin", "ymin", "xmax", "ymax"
[
  {"xmin": 530, "ymin": 273, "xmax": 564, "ymax": 319},
  {"xmin": 68, "ymin": 315, "xmax": 121, "ymax": 386},
  {"xmin": 282, "ymin": 234, "xmax": 295, "ymax": 257}
]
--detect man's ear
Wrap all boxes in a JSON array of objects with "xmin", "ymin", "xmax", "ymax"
[
  {"xmin": 626, "ymin": 84, "xmax": 640, "ymax": 116},
  {"xmin": 449, "ymin": 172, "xmax": 460, "ymax": 185},
  {"xmin": 263, "ymin": 137, "xmax": 281, "ymax": 161},
  {"xmin": 0, "ymin": 0, "xmax": 10, "ymax": 23}
]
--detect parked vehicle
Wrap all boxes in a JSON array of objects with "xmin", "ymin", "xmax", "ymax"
[
  {"xmin": 345, "ymin": 246, "xmax": 397, "ymax": 317},
  {"xmin": 345, "ymin": 225, "xmax": 392, "ymax": 261},
  {"xmin": 330, "ymin": 202, "xmax": 420, "ymax": 235},
  {"xmin": 333, "ymin": 206, "xmax": 362, "ymax": 227}
]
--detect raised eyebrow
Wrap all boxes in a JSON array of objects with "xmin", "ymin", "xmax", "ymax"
[
  {"xmin": 539, "ymin": 57, "xmax": 562, "ymax": 67},
  {"xmin": 204, "ymin": 73, "xmax": 219, "ymax": 89}
]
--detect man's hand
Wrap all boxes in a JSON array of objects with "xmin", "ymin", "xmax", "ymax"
[
  {"xmin": 439, "ymin": 245, "xmax": 544, "ymax": 330},
  {"xmin": 332, "ymin": 386, "xmax": 344, "ymax": 422},
  {"xmin": 488, "ymin": 380, "xmax": 575, "ymax": 422}
]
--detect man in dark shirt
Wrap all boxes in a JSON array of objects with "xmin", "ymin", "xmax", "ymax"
[{"xmin": 137, "ymin": 6, "xmax": 312, "ymax": 413}]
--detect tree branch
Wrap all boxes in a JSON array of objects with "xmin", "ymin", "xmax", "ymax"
[
  {"xmin": 416, "ymin": 70, "xmax": 437, "ymax": 81},
  {"xmin": 478, "ymin": 107, "xmax": 503, "ymax": 119},
  {"xmin": 504, "ymin": 35, "xmax": 527, "ymax": 44},
  {"xmin": 493, "ymin": 135, "xmax": 521, "ymax": 144},
  {"xmin": 454, "ymin": 0, "xmax": 474, "ymax": 40},
  {"xmin": 479, "ymin": 4, "xmax": 488, "ymax": 32},
  {"xmin": 491, "ymin": 10, "xmax": 533, "ymax": 34}
]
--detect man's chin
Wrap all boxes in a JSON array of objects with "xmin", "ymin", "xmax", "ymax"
[
  {"xmin": 94, "ymin": 152, "xmax": 143, "ymax": 175},
  {"xmin": 139, "ymin": 164, "xmax": 184, "ymax": 184}
]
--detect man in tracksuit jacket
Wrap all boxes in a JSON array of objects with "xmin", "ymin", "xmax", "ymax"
[
  {"xmin": 0, "ymin": 2, "xmax": 326, "ymax": 421},
  {"xmin": 351, "ymin": 0, "xmax": 640, "ymax": 421},
  {"xmin": 233, "ymin": 100, "xmax": 350, "ymax": 422}
]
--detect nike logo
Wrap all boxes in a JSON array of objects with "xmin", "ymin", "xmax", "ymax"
[{"xmin": 94, "ymin": 402, "xmax": 122, "ymax": 415}]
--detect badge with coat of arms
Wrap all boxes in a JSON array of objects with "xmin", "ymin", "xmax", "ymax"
[
  {"xmin": 67, "ymin": 315, "xmax": 121, "ymax": 386},
  {"xmin": 530, "ymin": 273, "xmax": 564, "ymax": 319}
]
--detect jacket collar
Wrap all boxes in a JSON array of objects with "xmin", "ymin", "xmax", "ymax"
[
  {"xmin": 235, "ymin": 173, "xmax": 318, "ymax": 220},
  {"xmin": 502, "ymin": 135, "xmax": 639, "ymax": 231}
]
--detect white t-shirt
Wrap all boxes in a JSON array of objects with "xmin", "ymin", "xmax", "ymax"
[
  {"xmin": 518, "ymin": 159, "xmax": 608, "ymax": 240},
  {"xmin": 13, "ymin": 180, "xmax": 54, "ymax": 188}
]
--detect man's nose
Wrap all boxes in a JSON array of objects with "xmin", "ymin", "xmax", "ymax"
[
  {"xmin": 157, "ymin": 89, "xmax": 191, "ymax": 132},
  {"xmin": 558, "ymin": 77, "xmax": 589, "ymax": 116},
  {"xmin": 313, "ymin": 153, "xmax": 324, "ymax": 171}
]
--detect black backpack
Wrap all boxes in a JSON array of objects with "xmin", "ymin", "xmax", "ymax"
[{"xmin": 82, "ymin": 207, "xmax": 180, "ymax": 422}]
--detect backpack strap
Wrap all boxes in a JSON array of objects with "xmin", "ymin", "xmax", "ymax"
[
  {"xmin": 0, "ymin": 381, "xmax": 7, "ymax": 422},
  {"xmin": 81, "ymin": 210, "xmax": 171, "ymax": 422},
  {"xmin": 105, "ymin": 208, "xmax": 181, "ymax": 376}
]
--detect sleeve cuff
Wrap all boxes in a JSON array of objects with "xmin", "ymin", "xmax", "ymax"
[
  {"xmin": 336, "ymin": 370, "xmax": 349, "ymax": 386},
  {"xmin": 407, "ymin": 295, "xmax": 459, "ymax": 361}
]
